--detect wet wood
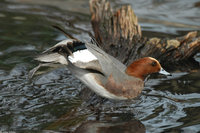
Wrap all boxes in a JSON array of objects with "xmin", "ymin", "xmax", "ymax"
[{"xmin": 90, "ymin": 0, "xmax": 200, "ymax": 69}]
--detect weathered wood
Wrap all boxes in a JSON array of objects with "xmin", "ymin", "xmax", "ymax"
[{"xmin": 90, "ymin": 0, "xmax": 200, "ymax": 69}]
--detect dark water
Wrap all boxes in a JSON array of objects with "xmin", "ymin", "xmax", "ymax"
[{"xmin": 0, "ymin": 0, "xmax": 200, "ymax": 132}]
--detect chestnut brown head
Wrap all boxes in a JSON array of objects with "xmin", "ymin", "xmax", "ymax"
[{"xmin": 126, "ymin": 57, "xmax": 170, "ymax": 80}]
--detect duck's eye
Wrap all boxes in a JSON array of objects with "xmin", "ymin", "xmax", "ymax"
[{"xmin": 151, "ymin": 61, "xmax": 157, "ymax": 67}]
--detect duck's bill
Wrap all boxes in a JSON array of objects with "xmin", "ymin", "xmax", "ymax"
[{"xmin": 159, "ymin": 68, "xmax": 171, "ymax": 76}]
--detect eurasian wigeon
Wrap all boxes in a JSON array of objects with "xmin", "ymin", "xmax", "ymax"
[{"xmin": 31, "ymin": 39, "xmax": 170, "ymax": 100}]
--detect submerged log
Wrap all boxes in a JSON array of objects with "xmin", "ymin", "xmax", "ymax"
[{"xmin": 90, "ymin": 0, "xmax": 200, "ymax": 69}]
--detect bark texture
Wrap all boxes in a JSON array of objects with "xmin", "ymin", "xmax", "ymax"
[{"xmin": 90, "ymin": 0, "xmax": 200, "ymax": 69}]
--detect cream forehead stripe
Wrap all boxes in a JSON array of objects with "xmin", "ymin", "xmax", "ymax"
[
  {"xmin": 68, "ymin": 49, "xmax": 97, "ymax": 63},
  {"xmin": 149, "ymin": 57, "xmax": 158, "ymax": 62}
]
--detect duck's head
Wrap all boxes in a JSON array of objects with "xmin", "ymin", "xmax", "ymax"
[{"xmin": 126, "ymin": 57, "xmax": 170, "ymax": 80}]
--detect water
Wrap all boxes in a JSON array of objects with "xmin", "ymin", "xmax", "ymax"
[{"xmin": 0, "ymin": 0, "xmax": 200, "ymax": 132}]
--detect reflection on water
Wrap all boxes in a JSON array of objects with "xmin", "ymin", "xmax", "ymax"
[
  {"xmin": 73, "ymin": 120, "xmax": 145, "ymax": 133},
  {"xmin": 0, "ymin": 0, "xmax": 200, "ymax": 132}
]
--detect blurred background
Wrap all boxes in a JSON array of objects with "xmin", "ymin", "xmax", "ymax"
[{"xmin": 0, "ymin": 0, "xmax": 200, "ymax": 132}]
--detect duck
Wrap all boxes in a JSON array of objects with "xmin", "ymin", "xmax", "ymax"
[{"xmin": 30, "ymin": 38, "xmax": 170, "ymax": 100}]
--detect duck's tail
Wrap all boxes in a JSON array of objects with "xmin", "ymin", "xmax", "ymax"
[
  {"xmin": 52, "ymin": 25, "xmax": 79, "ymax": 41},
  {"xmin": 29, "ymin": 39, "xmax": 86, "ymax": 78},
  {"xmin": 29, "ymin": 25, "xmax": 98, "ymax": 78},
  {"xmin": 35, "ymin": 39, "xmax": 85, "ymax": 64}
]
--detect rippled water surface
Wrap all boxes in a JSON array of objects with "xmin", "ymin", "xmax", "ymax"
[{"xmin": 0, "ymin": 0, "xmax": 200, "ymax": 132}]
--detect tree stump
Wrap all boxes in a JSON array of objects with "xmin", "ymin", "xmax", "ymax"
[{"xmin": 90, "ymin": 0, "xmax": 200, "ymax": 70}]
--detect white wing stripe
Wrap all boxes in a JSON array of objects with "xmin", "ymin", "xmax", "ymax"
[{"xmin": 68, "ymin": 49, "xmax": 97, "ymax": 63}]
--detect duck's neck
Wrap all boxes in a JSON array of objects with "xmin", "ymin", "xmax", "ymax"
[
  {"xmin": 125, "ymin": 63, "xmax": 146, "ymax": 81},
  {"xmin": 126, "ymin": 70, "xmax": 145, "ymax": 80}
]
